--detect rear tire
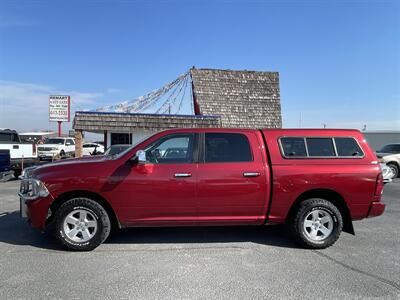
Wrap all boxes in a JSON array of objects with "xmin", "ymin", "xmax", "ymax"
[
  {"xmin": 54, "ymin": 198, "xmax": 111, "ymax": 251},
  {"xmin": 292, "ymin": 198, "xmax": 343, "ymax": 249}
]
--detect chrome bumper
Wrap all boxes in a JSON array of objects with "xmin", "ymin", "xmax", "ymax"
[{"xmin": 19, "ymin": 193, "xmax": 28, "ymax": 218}]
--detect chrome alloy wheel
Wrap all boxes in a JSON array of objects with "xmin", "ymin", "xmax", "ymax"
[
  {"xmin": 63, "ymin": 209, "xmax": 98, "ymax": 243},
  {"xmin": 303, "ymin": 209, "xmax": 333, "ymax": 241}
]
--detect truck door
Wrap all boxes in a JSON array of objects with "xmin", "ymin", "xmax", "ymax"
[
  {"xmin": 196, "ymin": 132, "xmax": 268, "ymax": 224},
  {"xmin": 117, "ymin": 133, "xmax": 198, "ymax": 224}
]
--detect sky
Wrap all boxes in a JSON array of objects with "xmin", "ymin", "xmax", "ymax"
[{"xmin": 0, "ymin": 0, "xmax": 399, "ymax": 135}]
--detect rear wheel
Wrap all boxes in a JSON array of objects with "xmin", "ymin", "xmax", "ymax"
[
  {"xmin": 387, "ymin": 163, "xmax": 399, "ymax": 178},
  {"xmin": 292, "ymin": 198, "xmax": 343, "ymax": 249},
  {"xmin": 54, "ymin": 198, "xmax": 111, "ymax": 251}
]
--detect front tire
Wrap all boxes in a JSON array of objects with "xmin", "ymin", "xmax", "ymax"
[
  {"xmin": 387, "ymin": 163, "xmax": 399, "ymax": 178},
  {"xmin": 54, "ymin": 198, "xmax": 111, "ymax": 251},
  {"xmin": 292, "ymin": 198, "xmax": 343, "ymax": 249}
]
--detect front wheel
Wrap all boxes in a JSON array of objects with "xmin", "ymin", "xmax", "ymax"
[
  {"xmin": 54, "ymin": 198, "xmax": 111, "ymax": 251},
  {"xmin": 387, "ymin": 163, "xmax": 399, "ymax": 178},
  {"xmin": 292, "ymin": 198, "xmax": 343, "ymax": 249}
]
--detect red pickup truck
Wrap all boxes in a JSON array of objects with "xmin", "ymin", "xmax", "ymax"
[{"xmin": 19, "ymin": 128, "xmax": 385, "ymax": 251}]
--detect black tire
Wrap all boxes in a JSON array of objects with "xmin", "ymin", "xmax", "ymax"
[
  {"xmin": 387, "ymin": 163, "xmax": 399, "ymax": 178},
  {"xmin": 60, "ymin": 150, "xmax": 65, "ymax": 158},
  {"xmin": 291, "ymin": 198, "xmax": 343, "ymax": 249},
  {"xmin": 13, "ymin": 169, "xmax": 21, "ymax": 178},
  {"xmin": 54, "ymin": 198, "xmax": 111, "ymax": 251}
]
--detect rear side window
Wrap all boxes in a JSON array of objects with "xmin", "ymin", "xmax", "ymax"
[
  {"xmin": 306, "ymin": 138, "xmax": 336, "ymax": 157},
  {"xmin": 334, "ymin": 138, "xmax": 363, "ymax": 157},
  {"xmin": 280, "ymin": 137, "xmax": 307, "ymax": 157},
  {"xmin": 279, "ymin": 136, "xmax": 364, "ymax": 158},
  {"xmin": 205, "ymin": 133, "xmax": 252, "ymax": 162}
]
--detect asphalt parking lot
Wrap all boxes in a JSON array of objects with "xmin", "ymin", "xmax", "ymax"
[{"xmin": 0, "ymin": 180, "xmax": 399, "ymax": 299}]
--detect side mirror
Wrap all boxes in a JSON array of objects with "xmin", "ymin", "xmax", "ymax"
[
  {"xmin": 136, "ymin": 150, "xmax": 146, "ymax": 163},
  {"xmin": 129, "ymin": 150, "xmax": 146, "ymax": 165}
]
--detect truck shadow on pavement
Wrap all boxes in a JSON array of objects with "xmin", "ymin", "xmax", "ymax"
[{"xmin": 0, "ymin": 211, "xmax": 300, "ymax": 251}]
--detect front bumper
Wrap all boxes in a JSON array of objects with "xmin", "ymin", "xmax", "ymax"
[
  {"xmin": 19, "ymin": 193, "xmax": 54, "ymax": 229},
  {"xmin": 19, "ymin": 178, "xmax": 54, "ymax": 229},
  {"xmin": 367, "ymin": 202, "xmax": 386, "ymax": 218},
  {"xmin": 38, "ymin": 151, "xmax": 58, "ymax": 159}
]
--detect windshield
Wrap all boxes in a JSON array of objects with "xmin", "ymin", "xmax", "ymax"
[
  {"xmin": 44, "ymin": 138, "xmax": 65, "ymax": 145},
  {"xmin": 104, "ymin": 145, "xmax": 130, "ymax": 156},
  {"xmin": 108, "ymin": 135, "xmax": 153, "ymax": 159},
  {"xmin": 379, "ymin": 144, "xmax": 400, "ymax": 154}
]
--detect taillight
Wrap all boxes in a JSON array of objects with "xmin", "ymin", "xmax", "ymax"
[
  {"xmin": 32, "ymin": 143, "xmax": 36, "ymax": 155},
  {"xmin": 375, "ymin": 173, "xmax": 384, "ymax": 197}
]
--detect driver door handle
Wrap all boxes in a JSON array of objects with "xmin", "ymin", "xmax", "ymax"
[
  {"xmin": 243, "ymin": 172, "xmax": 260, "ymax": 177},
  {"xmin": 174, "ymin": 173, "xmax": 192, "ymax": 178}
]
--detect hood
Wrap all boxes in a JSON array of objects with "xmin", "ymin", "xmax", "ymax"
[
  {"xmin": 32, "ymin": 155, "xmax": 109, "ymax": 179},
  {"xmin": 50, "ymin": 155, "xmax": 107, "ymax": 164},
  {"xmin": 376, "ymin": 152, "xmax": 398, "ymax": 159},
  {"xmin": 376, "ymin": 152, "xmax": 389, "ymax": 158}
]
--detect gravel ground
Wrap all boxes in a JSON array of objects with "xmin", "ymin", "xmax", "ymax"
[{"xmin": 0, "ymin": 179, "xmax": 399, "ymax": 299}]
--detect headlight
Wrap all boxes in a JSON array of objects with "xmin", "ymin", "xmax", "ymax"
[{"xmin": 19, "ymin": 178, "xmax": 50, "ymax": 200}]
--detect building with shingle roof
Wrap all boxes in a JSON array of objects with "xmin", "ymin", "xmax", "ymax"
[{"xmin": 73, "ymin": 68, "xmax": 282, "ymax": 156}]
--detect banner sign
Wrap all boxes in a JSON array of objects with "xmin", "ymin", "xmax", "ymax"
[{"xmin": 49, "ymin": 95, "xmax": 70, "ymax": 122}]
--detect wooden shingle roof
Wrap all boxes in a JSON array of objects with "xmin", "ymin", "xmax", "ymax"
[{"xmin": 190, "ymin": 68, "xmax": 281, "ymax": 128}]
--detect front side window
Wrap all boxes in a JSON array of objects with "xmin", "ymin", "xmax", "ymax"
[
  {"xmin": 334, "ymin": 138, "xmax": 363, "ymax": 157},
  {"xmin": 145, "ymin": 134, "xmax": 195, "ymax": 164},
  {"xmin": 205, "ymin": 133, "xmax": 252, "ymax": 163},
  {"xmin": 306, "ymin": 138, "xmax": 336, "ymax": 157},
  {"xmin": 66, "ymin": 139, "xmax": 75, "ymax": 146}
]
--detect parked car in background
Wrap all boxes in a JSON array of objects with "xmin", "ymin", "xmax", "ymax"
[
  {"xmin": 103, "ymin": 144, "xmax": 130, "ymax": 156},
  {"xmin": 376, "ymin": 143, "xmax": 400, "ymax": 178},
  {"xmin": 37, "ymin": 137, "xmax": 75, "ymax": 160},
  {"xmin": 0, "ymin": 149, "xmax": 14, "ymax": 181},
  {"xmin": 19, "ymin": 128, "xmax": 385, "ymax": 251},
  {"xmin": 19, "ymin": 132, "xmax": 55, "ymax": 145},
  {"xmin": 0, "ymin": 128, "xmax": 38, "ymax": 177},
  {"xmin": 82, "ymin": 142, "xmax": 104, "ymax": 156},
  {"xmin": 380, "ymin": 163, "xmax": 395, "ymax": 183}
]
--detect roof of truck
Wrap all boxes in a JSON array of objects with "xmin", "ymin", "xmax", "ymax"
[{"xmin": 155, "ymin": 128, "xmax": 362, "ymax": 134}]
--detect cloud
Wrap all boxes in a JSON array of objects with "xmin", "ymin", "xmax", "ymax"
[{"xmin": 0, "ymin": 80, "xmax": 103, "ymax": 132}]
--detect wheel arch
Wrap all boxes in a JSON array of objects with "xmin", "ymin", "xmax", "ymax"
[
  {"xmin": 47, "ymin": 190, "xmax": 121, "ymax": 230},
  {"xmin": 286, "ymin": 188, "xmax": 354, "ymax": 235}
]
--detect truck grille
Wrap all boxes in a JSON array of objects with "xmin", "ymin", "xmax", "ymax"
[{"xmin": 38, "ymin": 147, "xmax": 53, "ymax": 151}]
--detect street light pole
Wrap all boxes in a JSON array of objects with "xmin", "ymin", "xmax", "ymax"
[{"xmin": 58, "ymin": 121, "xmax": 62, "ymax": 137}]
